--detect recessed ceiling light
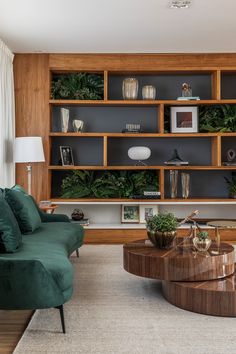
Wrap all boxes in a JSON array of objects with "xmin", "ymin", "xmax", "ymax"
[{"xmin": 169, "ymin": 0, "xmax": 191, "ymax": 9}]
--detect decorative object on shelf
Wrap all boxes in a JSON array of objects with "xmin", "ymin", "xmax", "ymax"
[
  {"xmin": 122, "ymin": 123, "xmax": 141, "ymax": 133},
  {"xmin": 60, "ymin": 170, "xmax": 158, "ymax": 199},
  {"xmin": 39, "ymin": 203, "xmax": 58, "ymax": 214},
  {"xmin": 164, "ymin": 149, "xmax": 189, "ymax": 165},
  {"xmin": 128, "ymin": 146, "xmax": 151, "ymax": 166},
  {"xmin": 51, "ymin": 73, "xmax": 104, "ymax": 100},
  {"xmin": 139, "ymin": 204, "xmax": 158, "ymax": 224},
  {"xmin": 122, "ymin": 78, "xmax": 138, "ymax": 100},
  {"xmin": 14, "ymin": 137, "xmax": 45, "ymax": 195},
  {"xmin": 146, "ymin": 213, "xmax": 178, "ymax": 249},
  {"xmin": 121, "ymin": 205, "xmax": 140, "ymax": 223},
  {"xmin": 181, "ymin": 83, "xmax": 192, "ymax": 97},
  {"xmin": 60, "ymin": 146, "xmax": 74, "ymax": 166},
  {"xmin": 223, "ymin": 149, "xmax": 236, "ymax": 166},
  {"xmin": 71, "ymin": 209, "xmax": 84, "ymax": 221},
  {"xmin": 72, "ymin": 119, "xmax": 84, "ymax": 132},
  {"xmin": 199, "ymin": 105, "xmax": 236, "ymax": 132},
  {"xmin": 224, "ymin": 172, "xmax": 236, "ymax": 198},
  {"xmin": 169, "ymin": 170, "xmax": 178, "ymax": 198},
  {"xmin": 177, "ymin": 82, "xmax": 200, "ymax": 101},
  {"xmin": 181, "ymin": 172, "xmax": 190, "ymax": 199},
  {"xmin": 171, "ymin": 106, "xmax": 198, "ymax": 133},
  {"xmin": 142, "ymin": 85, "xmax": 156, "ymax": 100},
  {"xmin": 60, "ymin": 108, "xmax": 70, "ymax": 133},
  {"xmin": 193, "ymin": 231, "xmax": 212, "ymax": 253},
  {"xmin": 72, "ymin": 218, "xmax": 90, "ymax": 226}
]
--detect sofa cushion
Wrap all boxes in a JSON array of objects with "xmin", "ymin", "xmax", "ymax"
[
  {"xmin": 5, "ymin": 187, "xmax": 41, "ymax": 234},
  {"xmin": 0, "ymin": 191, "xmax": 22, "ymax": 253}
]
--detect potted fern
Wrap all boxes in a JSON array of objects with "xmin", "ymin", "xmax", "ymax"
[{"xmin": 146, "ymin": 213, "xmax": 178, "ymax": 249}]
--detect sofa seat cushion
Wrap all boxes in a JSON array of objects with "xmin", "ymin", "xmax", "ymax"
[
  {"xmin": 5, "ymin": 187, "xmax": 41, "ymax": 234},
  {"xmin": 0, "ymin": 222, "xmax": 84, "ymax": 293}
]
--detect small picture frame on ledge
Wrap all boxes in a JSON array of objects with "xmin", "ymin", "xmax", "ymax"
[
  {"xmin": 121, "ymin": 205, "xmax": 140, "ymax": 223},
  {"xmin": 60, "ymin": 146, "xmax": 74, "ymax": 166},
  {"xmin": 139, "ymin": 205, "xmax": 158, "ymax": 223},
  {"xmin": 171, "ymin": 106, "xmax": 198, "ymax": 133}
]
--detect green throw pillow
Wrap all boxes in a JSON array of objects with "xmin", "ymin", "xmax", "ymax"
[
  {"xmin": 5, "ymin": 187, "xmax": 41, "ymax": 234},
  {"xmin": 0, "ymin": 190, "xmax": 22, "ymax": 253}
]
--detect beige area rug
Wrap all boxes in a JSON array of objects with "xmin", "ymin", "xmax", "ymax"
[{"xmin": 14, "ymin": 245, "xmax": 236, "ymax": 354}]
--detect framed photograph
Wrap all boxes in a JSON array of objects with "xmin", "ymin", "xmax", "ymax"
[
  {"xmin": 171, "ymin": 106, "xmax": 198, "ymax": 133},
  {"xmin": 121, "ymin": 205, "xmax": 140, "ymax": 223},
  {"xmin": 60, "ymin": 146, "xmax": 74, "ymax": 166},
  {"xmin": 139, "ymin": 205, "xmax": 158, "ymax": 224}
]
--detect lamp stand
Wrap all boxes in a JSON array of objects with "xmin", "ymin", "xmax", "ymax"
[{"xmin": 26, "ymin": 164, "xmax": 32, "ymax": 195}]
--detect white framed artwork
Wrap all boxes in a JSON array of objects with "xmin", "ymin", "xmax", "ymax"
[
  {"xmin": 139, "ymin": 204, "xmax": 158, "ymax": 224},
  {"xmin": 171, "ymin": 106, "xmax": 198, "ymax": 133}
]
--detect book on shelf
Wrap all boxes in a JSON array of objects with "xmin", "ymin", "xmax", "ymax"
[
  {"xmin": 71, "ymin": 218, "xmax": 90, "ymax": 226},
  {"xmin": 177, "ymin": 96, "xmax": 200, "ymax": 100}
]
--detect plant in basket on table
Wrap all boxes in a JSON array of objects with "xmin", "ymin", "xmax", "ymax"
[{"xmin": 146, "ymin": 213, "xmax": 178, "ymax": 249}]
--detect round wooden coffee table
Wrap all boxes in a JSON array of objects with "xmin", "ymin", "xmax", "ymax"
[{"xmin": 123, "ymin": 238, "xmax": 236, "ymax": 316}]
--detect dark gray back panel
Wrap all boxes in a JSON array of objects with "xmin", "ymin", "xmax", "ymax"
[
  {"xmin": 221, "ymin": 74, "xmax": 236, "ymax": 99},
  {"xmin": 51, "ymin": 137, "xmax": 103, "ymax": 165},
  {"xmin": 52, "ymin": 106, "xmax": 158, "ymax": 133},
  {"xmin": 108, "ymin": 74, "xmax": 212, "ymax": 100},
  {"xmin": 221, "ymin": 137, "xmax": 236, "ymax": 163},
  {"xmin": 164, "ymin": 170, "xmax": 232, "ymax": 198},
  {"xmin": 107, "ymin": 138, "xmax": 212, "ymax": 166}
]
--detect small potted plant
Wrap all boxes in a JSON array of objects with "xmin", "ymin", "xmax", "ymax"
[
  {"xmin": 225, "ymin": 174, "xmax": 236, "ymax": 199},
  {"xmin": 146, "ymin": 213, "xmax": 178, "ymax": 249},
  {"xmin": 193, "ymin": 230, "xmax": 212, "ymax": 253}
]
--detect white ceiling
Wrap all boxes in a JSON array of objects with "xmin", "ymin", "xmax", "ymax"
[{"xmin": 0, "ymin": 0, "xmax": 236, "ymax": 53}]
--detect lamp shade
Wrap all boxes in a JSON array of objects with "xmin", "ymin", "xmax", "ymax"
[
  {"xmin": 128, "ymin": 146, "xmax": 151, "ymax": 161},
  {"xmin": 14, "ymin": 137, "xmax": 45, "ymax": 163}
]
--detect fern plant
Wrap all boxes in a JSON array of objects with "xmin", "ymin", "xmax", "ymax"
[
  {"xmin": 199, "ymin": 105, "xmax": 236, "ymax": 132},
  {"xmin": 51, "ymin": 73, "xmax": 104, "ymax": 100},
  {"xmin": 60, "ymin": 170, "xmax": 159, "ymax": 199}
]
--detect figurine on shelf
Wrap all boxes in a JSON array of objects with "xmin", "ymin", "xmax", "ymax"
[
  {"xmin": 177, "ymin": 82, "xmax": 200, "ymax": 101},
  {"xmin": 164, "ymin": 149, "xmax": 189, "ymax": 166},
  {"xmin": 73, "ymin": 119, "xmax": 84, "ymax": 132},
  {"xmin": 223, "ymin": 149, "xmax": 236, "ymax": 166}
]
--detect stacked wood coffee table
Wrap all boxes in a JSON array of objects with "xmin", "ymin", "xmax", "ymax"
[{"xmin": 123, "ymin": 238, "xmax": 236, "ymax": 316}]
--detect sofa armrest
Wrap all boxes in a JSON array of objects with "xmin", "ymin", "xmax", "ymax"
[
  {"xmin": 40, "ymin": 213, "xmax": 70, "ymax": 223},
  {"xmin": 0, "ymin": 259, "xmax": 69, "ymax": 310}
]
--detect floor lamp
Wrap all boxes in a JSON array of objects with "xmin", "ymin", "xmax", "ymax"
[{"xmin": 14, "ymin": 137, "xmax": 45, "ymax": 195}]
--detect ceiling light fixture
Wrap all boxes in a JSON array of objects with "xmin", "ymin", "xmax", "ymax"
[{"xmin": 169, "ymin": 0, "xmax": 191, "ymax": 9}]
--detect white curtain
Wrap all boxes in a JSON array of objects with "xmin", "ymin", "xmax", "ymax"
[{"xmin": 0, "ymin": 39, "xmax": 15, "ymax": 187}]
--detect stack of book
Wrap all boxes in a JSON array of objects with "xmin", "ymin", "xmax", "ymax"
[{"xmin": 71, "ymin": 218, "xmax": 90, "ymax": 226}]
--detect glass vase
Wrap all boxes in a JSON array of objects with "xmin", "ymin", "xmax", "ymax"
[
  {"xmin": 181, "ymin": 173, "xmax": 190, "ymax": 199},
  {"xmin": 142, "ymin": 85, "xmax": 156, "ymax": 100},
  {"xmin": 193, "ymin": 236, "xmax": 212, "ymax": 253},
  {"xmin": 122, "ymin": 78, "xmax": 139, "ymax": 100},
  {"xmin": 170, "ymin": 170, "xmax": 178, "ymax": 198}
]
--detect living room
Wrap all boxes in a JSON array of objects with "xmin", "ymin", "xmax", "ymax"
[{"xmin": 0, "ymin": 0, "xmax": 236, "ymax": 353}]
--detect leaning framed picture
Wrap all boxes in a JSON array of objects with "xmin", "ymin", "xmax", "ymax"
[
  {"xmin": 171, "ymin": 106, "xmax": 198, "ymax": 133},
  {"xmin": 139, "ymin": 205, "xmax": 158, "ymax": 223},
  {"xmin": 121, "ymin": 205, "xmax": 140, "ymax": 223},
  {"xmin": 60, "ymin": 146, "xmax": 74, "ymax": 166}
]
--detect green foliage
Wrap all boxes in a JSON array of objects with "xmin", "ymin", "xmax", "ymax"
[
  {"xmin": 197, "ymin": 231, "xmax": 209, "ymax": 240},
  {"xmin": 51, "ymin": 73, "xmax": 104, "ymax": 100},
  {"xmin": 225, "ymin": 172, "xmax": 236, "ymax": 195},
  {"xmin": 199, "ymin": 105, "xmax": 236, "ymax": 132},
  {"xmin": 146, "ymin": 213, "xmax": 178, "ymax": 233},
  {"xmin": 60, "ymin": 170, "xmax": 159, "ymax": 199}
]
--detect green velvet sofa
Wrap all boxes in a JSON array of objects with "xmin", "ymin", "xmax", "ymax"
[{"xmin": 0, "ymin": 188, "xmax": 84, "ymax": 333}]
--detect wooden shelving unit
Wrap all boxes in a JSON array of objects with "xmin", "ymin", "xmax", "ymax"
[{"xmin": 48, "ymin": 66, "xmax": 236, "ymax": 205}]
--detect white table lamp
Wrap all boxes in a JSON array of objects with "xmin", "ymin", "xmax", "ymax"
[{"xmin": 14, "ymin": 137, "xmax": 45, "ymax": 195}]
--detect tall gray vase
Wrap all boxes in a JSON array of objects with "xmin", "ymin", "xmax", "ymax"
[{"xmin": 169, "ymin": 170, "xmax": 178, "ymax": 199}]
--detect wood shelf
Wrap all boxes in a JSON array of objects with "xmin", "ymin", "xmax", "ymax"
[
  {"xmin": 48, "ymin": 165, "xmax": 236, "ymax": 170},
  {"xmin": 52, "ymin": 198, "xmax": 236, "ymax": 204},
  {"xmin": 49, "ymin": 99, "xmax": 236, "ymax": 106},
  {"xmin": 49, "ymin": 132, "xmax": 226, "ymax": 137}
]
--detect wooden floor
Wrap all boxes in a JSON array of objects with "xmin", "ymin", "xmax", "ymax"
[{"xmin": 0, "ymin": 310, "xmax": 33, "ymax": 354}]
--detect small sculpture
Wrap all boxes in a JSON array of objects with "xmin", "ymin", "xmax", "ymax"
[
  {"xmin": 165, "ymin": 149, "xmax": 189, "ymax": 166},
  {"xmin": 73, "ymin": 119, "xmax": 84, "ymax": 132},
  {"xmin": 181, "ymin": 83, "xmax": 192, "ymax": 97},
  {"xmin": 223, "ymin": 149, "xmax": 236, "ymax": 166},
  {"xmin": 71, "ymin": 209, "xmax": 84, "ymax": 221}
]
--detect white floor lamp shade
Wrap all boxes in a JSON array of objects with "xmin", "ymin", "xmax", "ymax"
[{"xmin": 14, "ymin": 137, "xmax": 45, "ymax": 195}]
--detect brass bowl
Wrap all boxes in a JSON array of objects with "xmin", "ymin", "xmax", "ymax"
[{"xmin": 147, "ymin": 230, "xmax": 176, "ymax": 249}]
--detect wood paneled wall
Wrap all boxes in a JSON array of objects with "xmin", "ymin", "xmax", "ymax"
[
  {"xmin": 14, "ymin": 54, "xmax": 49, "ymax": 201},
  {"xmin": 14, "ymin": 53, "xmax": 236, "ymax": 201}
]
